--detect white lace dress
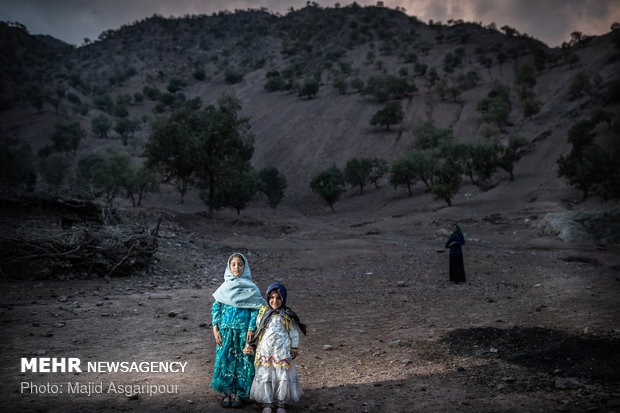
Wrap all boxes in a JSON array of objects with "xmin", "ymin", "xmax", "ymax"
[{"xmin": 250, "ymin": 310, "xmax": 303, "ymax": 404}]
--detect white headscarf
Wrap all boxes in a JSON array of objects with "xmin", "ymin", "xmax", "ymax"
[{"xmin": 212, "ymin": 253, "xmax": 266, "ymax": 309}]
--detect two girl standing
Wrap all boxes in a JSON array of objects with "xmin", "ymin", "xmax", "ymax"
[{"xmin": 211, "ymin": 253, "xmax": 305, "ymax": 413}]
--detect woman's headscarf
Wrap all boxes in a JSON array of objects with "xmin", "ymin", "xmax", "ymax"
[
  {"xmin": 445, "ymin": 223, "xmax": 465, "ymax": 247},
  {"xmin": 212, "ymin": 253, "xmax": 266, "ymax": 309},
  {"xmin": 248, "ymin": 282, "xmax": 307, "ymax": 344},
  {"xmin": 266, "ymin": 283, "xmax": 287, "ymax": 307}
]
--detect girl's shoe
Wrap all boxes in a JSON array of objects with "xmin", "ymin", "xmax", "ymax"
[
  {"xmin": 231, "ymin": 396, "xmax": 243, "ymax": 408},
  {"xmin": 220, "ymin": 395, "xmax": 231, "ymax": 408},
  {"xmin": 261, "ymin": 407, "xmax": 273, "ymax": 413},
  {"xmin": 276, "ymin": 407, "xmax": 286, "ymax": 413}
]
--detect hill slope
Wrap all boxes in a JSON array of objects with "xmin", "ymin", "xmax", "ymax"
[{"xmin": 1, "ymin": 4, "xmax": 619, "ymax": 217}]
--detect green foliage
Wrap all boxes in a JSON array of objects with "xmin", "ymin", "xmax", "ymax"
[
  {"xmin": 50, "ymin": 122, "xmax": 85, "ymax": 155},
  {"xmin": 213, "ymin": 166, "xmax": 257, "ymax": 214},
  {"xmin": 413, "ymin": 121, "xmax": 454, "ymax": 150},
  {"xmin": 333, "ymin": 77, "xmax": 348, "ymax": 94},
  {"xmin": 125, "ymin": 165, "xmax": 160, "ymax": 207},
  {"xmin": 298, "ymin": 77, "xmax": 320, "ymax": 99},
  {"xmin": 167, "ymin": 78, "xmax": 186, "ymax": 93},
  {"xmin": 114, "ymin": 118, "xmax": 141, "ymax": 145},
  {"xmin": 452, "ymin": 143, "xmax": 498, "ymax": 188},
  {"xmin": 92, "ymin": 115, "xmax": 112, "ymax": 138},
  {"xmin": 498, "ymin": 135, "xmax": 528, "ymax": 180},
  {"xmin": 350, "ymin": 78, "xmax": 365, "ymax": 93},
  {"xmin": 515, "ymin": 64, "xmax": 536, "ymax": 88},
  {"xmin": 370, "ymin": 101, "xmax": 403, "ymax": 130},
  {"xmin": 193, "ymin": 69, "xmax": 206, "ymax": 81},
  {"xmin": 92, "ymin": 93, "xmax": 114, "ymax": 113},
  {"xmin": 265, "ymin": 76, "xmax": 286, "ymax": 92},
  {"xmin": 389, "ymin": 151, "xmax": 435, "ymax": 196},
  {"xmin": 389, "ymin": 155, "xmax": 418, "ymax": 197},
  {"xmin": 429, "ymin": 156, "xmax": 462, "ymax": 206},
  {"xmin": 38, "ymin": 152, "xmax": 70, "ymax": 194},
  {"xmin": 310, "ymin": 165, "xmax": 345, "ymax": 212},
  {"xmin": 557, "ymin": 117, "xmax": 619, "ymax": 200},
  {"xmin": 344, "ymin": 157, "xmax": 373, "ymax": 195},
  {"xmin": 477, "ymin": 83, "xmax": 510, "ymax": 126},
  {"xmin": 364, "ymin": 74, "xmax": 416, "ymax": 102},
  {"xmin": 225, "ymin": 68, "xmax": 244, "ymax": 84},
  {"xmin": 0, "ymin": 137, "xmax": 35, "ymax": 191},
  {"xmin": 145, "ymin": 94, "xmax": 254, "ymax": 216},
  {"xmin": 568, "ymin": 71, "xmax": 590, "ymax": 100},
  {"xmin": 522, "ymin": 96, "xmax": 542, "ymax": 118},
  {"xmin": 143, "ymin": 85, "xmax": 162, "ymax": 100},
  {"xmin": 368, "ymin": 158, "xmax": 389, "ymax": 189},
  {"xmin": 76, "ymin": 152, "xmax": 132, "ymax": 204},
  {"xmin": 258, "ymin": 166, "xmax": 287, "ymax": 211}
]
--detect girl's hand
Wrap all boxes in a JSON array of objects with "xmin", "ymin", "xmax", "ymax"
[
  {"xmin": 213, "ymin": 325, "xmax": 222, "ymax": 347},
  {"xmin": 291, "ymin": 353, "xmax": 298, "ymax": 360},
  {"xmin": 246, "ymin": 330, "xmax": 255, "ymax": 343}
]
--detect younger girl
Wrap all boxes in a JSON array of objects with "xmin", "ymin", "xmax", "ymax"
[
  {"xmin": 211, "ymin": 253, "xmax": 265, "ymax": 409},
  {"xmin": 249, "ymin": 283, "xmax": 306, "ymax": 413}
]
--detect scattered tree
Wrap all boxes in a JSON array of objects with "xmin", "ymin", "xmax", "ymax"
[
  {"xmin": 370, "ymin": 101, "xmax": 403, "ymax": 130},
  {"xmin": 368, "ymin": 158, "xmax": 389, "ymax": 188},
  {"xmin": 298, "ymin": 77, "xmax": 320, "ymax": 99},
  {"xmin": 344, "ymin": 157, "xmax": 373, "ymax": 194},
  {"xmin": 310, "ymin": 165, "xmax": 345, "ymax": 212},
  {"xmin": 258, "ymin": 166, "xmax": 287, "ymax": 212}
]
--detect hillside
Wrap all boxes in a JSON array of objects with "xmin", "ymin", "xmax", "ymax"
[
  {"xmin": 1, "ymin": 6, "xmax": 620, "ymax": 412},
  {"xmin": 1, "ymin": 4, "xmax": 619, "ymax": 217}
]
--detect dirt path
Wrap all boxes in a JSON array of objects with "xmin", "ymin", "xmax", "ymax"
[{"xmin": 1, "ymin": 209, "xmax": 619, "ymax": 412}]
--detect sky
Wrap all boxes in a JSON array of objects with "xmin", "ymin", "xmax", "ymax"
[{"xmin": 0, "ymin": 0, "xmax": 618, "ymax": 48}]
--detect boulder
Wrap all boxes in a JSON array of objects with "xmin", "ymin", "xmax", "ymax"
[{"xmin": 538, "ymin": 208, "xmax": 620, "ymax": 244}]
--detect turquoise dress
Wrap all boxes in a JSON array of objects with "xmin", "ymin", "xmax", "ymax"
[{"xmin": 211, "ymin": 301, "xmax": 258, "ymax": 397}]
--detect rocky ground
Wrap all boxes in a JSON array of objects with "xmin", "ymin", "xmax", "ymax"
[{"xmin": 1, "ymin": 200, "xmax": 620, "ymax": 412}]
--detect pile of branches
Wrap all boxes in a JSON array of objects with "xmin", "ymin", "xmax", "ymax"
[{"xmin": 0, "ymin": 196, "xmax": 161, "ymax": 279}]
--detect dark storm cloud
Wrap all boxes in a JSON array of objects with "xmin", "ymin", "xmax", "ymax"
[{"xmin": 0, "ymin": 0, "xmax": 618, "ymax": 47}]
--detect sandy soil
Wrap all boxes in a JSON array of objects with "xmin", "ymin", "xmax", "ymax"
[{"xmin": 1, "ymin": 195, "xmax": 619, "ymax": 413}]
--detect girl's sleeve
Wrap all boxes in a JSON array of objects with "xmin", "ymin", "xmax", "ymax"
[
  {"xmin": 289, "ymin": 322, "xmax": 300, "ymax": 351},
  {"xmin": 211, "ymin": 301, "xmax": 222, "ymax": 326},
  {"xmin": 248, "ymin": 308, "xmax": 258, "ymax": 331}
]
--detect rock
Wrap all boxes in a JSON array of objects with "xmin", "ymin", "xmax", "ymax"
[
  {"xmin": 168, "ymin": 309, "xmax": 183, "ymax": 317},
  {"xmin": 552, "ymin": 368, "xmax": 563, "ymax": 375},
  {"xmin": 396, "ymin": 281, "xmax": 407, "ymax": 287},
  {"xmin": 35, "ymin": 349, "xmax": 46, "ymax": 355},
  {"xmin": 54, "ymin": 321, "xmax": 65, "ymax": 328},
  {"xmin": 502, "ymin": 377, "xmax": 515, "ymax": 383},
  {"xmin": 127, "ymin": 392, "xmax": 139, "ymax": 400},
  {"xmin": 401, "ymin": 358, "xmax": 412, "ymax": 365},
  {"xmin": 96, "ymin": 301, "xmax": 104, "ymax": 306},
  {"xmin": 538, "ymin": 208, "xmax": 620, "ymax": 244},
  {"xmin": 388, "ymin": 340, "xmax": 403, "ymax": 347},
  {"xmin": 58, "ymin": 296, "xmax": 69, "ymax": 302},
  {"xmin": 322, "ymin": 345, "xmax": 333, "ymax": 351},
  {"xmin": 555, "ymin": 377, "xmax": 583, "ymax": 389}
]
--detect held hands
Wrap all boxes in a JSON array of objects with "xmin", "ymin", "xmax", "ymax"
[
  {"xmin": 213, "ymin": 327, "xmax": 255, "ymax": 348},
  {"xmin": 246, "ymin": 330, "xmax": 255, "ymax": 343},
  {"xmin": 213, "ymin": 325, "xmax": 222, "ymax": 347}
]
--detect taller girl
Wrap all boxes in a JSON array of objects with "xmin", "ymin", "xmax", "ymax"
[{"xmin": 211, "ymin": 253, "xmax": 266, "ymax": 409}]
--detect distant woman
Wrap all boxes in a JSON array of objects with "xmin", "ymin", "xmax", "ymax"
[{"xmin": 445, "ymin": 223, "xmax": 466, "ymax": 283}]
